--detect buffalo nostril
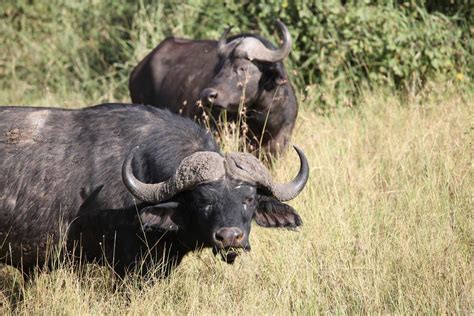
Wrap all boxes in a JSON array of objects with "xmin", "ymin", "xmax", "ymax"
[
  {"xmin": 234, "ymin": 230, "xmax": 244, "ymax": 242},
  {"xmin": 207, "ymin": 91, "xmax": 217, "ymax": 103},
  {"xmin": 214, "ymin": 231, "xmax": 224, "ymax": 243},
  {"xmin": 214, "ymin": 227, "xmax": 244, "ymax": 247},
  {"xmin": 200, "ymin": 88, "xmax": 218, "ymax": 105}
]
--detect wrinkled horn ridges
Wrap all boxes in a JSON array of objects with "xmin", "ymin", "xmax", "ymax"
[
  {"xmin": 225, "ymin": 146, "xmax": 309, "ymax": 201},
  {"xmin": 224, "ymin": 152, "xmax": 272, "ymax": 187},
  {"xmin": 171, "ymin": 151, "xmax": 226, "ymax": 188},
  {"xmin": 123, "ymin": 145, "xmax": 307, "ymax": 204},
  {"xmin": 122, "ymin": 148, "xmax": 226, "ymax": 203},
  {"xmin": 234, "ymin": 20, "xmax": 292, "ymax": 62}
]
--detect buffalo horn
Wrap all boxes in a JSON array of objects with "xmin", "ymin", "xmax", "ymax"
[
  {"xmin": 234, "ymin": 20, "xmax": 292, "ymax": 62},
  {"xmin": 217, "ymin": 26, "xmax": 236, "ymax": 56},
  {"xmin": 225, "ymin": 146, "xmax": 309, "ymax": 201},
  {"xmin": 122, "ymin": 146, "xmax": 226, "ymax": 203}
]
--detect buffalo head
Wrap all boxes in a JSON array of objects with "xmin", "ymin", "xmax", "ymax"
[
  {"xmin": 122, "ymin": 145, "xmax": 308, "ymax": 263},
  {"xmin": 200, "ymin": 20, "xmax": 292, "ymax": 112}
]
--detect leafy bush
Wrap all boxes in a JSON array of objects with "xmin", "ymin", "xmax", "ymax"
[
  {"xmin": 227, "ymin": 1, "xmax": 470, "ymax": 109},
  {"xmin": 0, "ymin": 0, "xmax": 470, "ymax": 109},
  {"xmin": 0, "ymin": 0, "xmax": 138, "ymax": 104}
]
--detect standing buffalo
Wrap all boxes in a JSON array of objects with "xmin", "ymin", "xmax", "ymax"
[
  {"xmin": 0, "ymin": 103, "xmax": 308, "ymax": 277},
  {"xmin": 129, "ymin": 21, "xmax": 298, "ymax": 157}
]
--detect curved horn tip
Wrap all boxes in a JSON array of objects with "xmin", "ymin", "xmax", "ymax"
[
  {"xmin": 225, "ymin": 25, "xmax": 233, "ymax": 34},
  {"xmin": 292, "ymin": 145, "xmax": 309, "ymax": 182},
  {"xmin": 275, "ymin": 20, "xmax": 285, "ymax": 29},
  {"xmin": 254, "ymin": 19, "xmax": 292, "ymax": 62},
  {"xmin": 270, "ymin": 145, "xmax": 309, "ymax": 202},
  {"xmin": 275, "ymin": 20, "xmax": 289, "ymax": 33},
  {"xmin": 124, "ymin": 146, "xmax": 140, "ymax": 168},
  {"xmin": 122, "ymin": 147, "xmax": 138, "ymax": 188},
  {"xmin": 292, "ymin": 145, "xmax": 304, "ymax": 158},
  {"xmin": 122, "ymin": 145, "xmax": 156, "ymax": 203},
  {"xmin": 218, "ymin": 26, "xmax": 234, "ymax": 55},
  {"xmin": 276, "ymin": 20, "xmax": 291, "ymax": 42},
  {"xmin": 219, "ymin": 25, "xmax": 233, "ymax": 40}
]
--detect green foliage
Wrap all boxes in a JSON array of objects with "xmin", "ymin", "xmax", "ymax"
[
  {"xmin": 228, "ymin": 1, "xmax": 470, "ymax": 109},
  {"xmin": 0, "ymin": 0, "xmax": 143, "ymax": 104},
  {"xmin": 0, "ymin": 0, "xmax": 470, "ymax": 109}
]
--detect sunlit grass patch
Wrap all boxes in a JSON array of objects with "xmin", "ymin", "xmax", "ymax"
[{"xmin": 1, "ymin": 85, "xmax": 472, "ymax": 313}]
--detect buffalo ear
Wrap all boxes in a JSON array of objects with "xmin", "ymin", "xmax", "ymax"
[
  {"xmin": 254, "ymin": 196, "xmax": 302, "ymax": 228},
  {"xmin": 139, "ymin": 202, "xmax": 183, "ymax": 232},
  {"xmin": 261, "ymin": 65, "xmax": 287, "ymax": 90}
]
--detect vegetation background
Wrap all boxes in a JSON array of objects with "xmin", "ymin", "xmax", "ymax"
[{"xmin": 0, "ymin": 0, "xmax": 472, "ymax": 314}]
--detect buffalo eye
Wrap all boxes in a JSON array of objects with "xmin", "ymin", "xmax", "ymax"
[
  {"xmin": 203, "ymin": 204, "xmax": 213, "ymax": 215},
  {"xmin": 243, "ymin": 196, "xmax": 255, "ymax": 205},
  {"xmin": 236, "ymin": 66, "xmax": 246, "ymax": 74}
]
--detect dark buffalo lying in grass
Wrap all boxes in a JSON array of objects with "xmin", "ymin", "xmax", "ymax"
[
  {"xmin": 129, "ymin": 21, "xmax": 298, "ymax": 158},
  {"xmin": 0, "ymin": 103, "xmax": 308, "ymax": 277}
]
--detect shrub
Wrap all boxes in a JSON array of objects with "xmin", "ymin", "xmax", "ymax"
[
  {"xmin": 0, "ymin": 0, "xmax": 470, "ymax": 109},
  {"xmin": 224, "ymin": 1, "xmax": 470, "ymax": 110}
]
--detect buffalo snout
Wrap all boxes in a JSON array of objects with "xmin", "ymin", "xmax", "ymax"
[
  {"xmin": 213, "ymin": 227, "xmax": 244, "ymax": 248},
  {"xmin": 212, "ymin": 227, "xmax": 248, "ymax": 264},
  {"xmin": 200, "ymin": 88, "xmax": 218, "ymax": 106}
]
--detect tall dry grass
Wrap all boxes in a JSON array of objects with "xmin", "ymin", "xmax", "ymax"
[
  {"xmin": 1, "ymin": 83, "xmax": 471, "ymax": 314},
  {"xmin": 1, "ymin": 1, "xmax": 472, "ymax": 313}
]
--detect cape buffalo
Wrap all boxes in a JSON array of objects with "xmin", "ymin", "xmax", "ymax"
[
  {"xmin": 0, "ymin": 103, "xmax": 308, "ymax": 277},
  {"xmin": 129, "ymin": 21, "xmax": 298, "ymax": 158}
]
